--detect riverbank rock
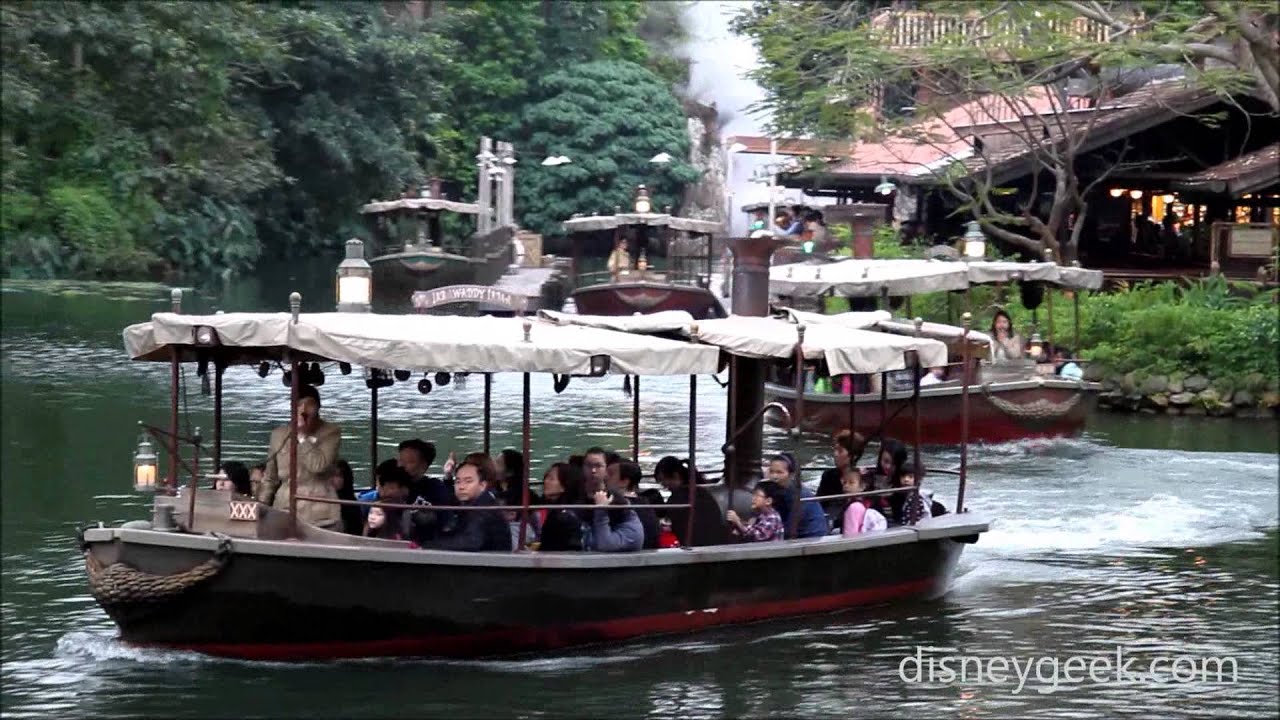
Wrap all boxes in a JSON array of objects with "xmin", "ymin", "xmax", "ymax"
[
  {"xmin": 1168, "ymin": 374, "xmax": 1185, "ymax": 393},
  {"xmin": 1147, "ymin": 393, "xmax": 1170, "ymax": 409},
  {"xmin": 1169, "ymin": 392, "xmax": 1196, "ymax": 406},
  {"xmin": 1262, "ymin": 391, "xmax": 1280, "ymax": 409},
  {"xmin": 1184, "ymin": 375, "xmax": 1210, "ymax": 393},
  {"xmin": 1141, "ymin": 375, "xmax": 1169, "ymax": 395},
  {"xmin": 1233, "ymin": 390, "xmax": 1255, "ymax": 407},
  {"xmin": 1243, "ymin": 372, "xmax": 1269, "ymax": 392},
  {"xmin": 1120, "ymin": 372, "xmax": 1139, "ymax": 394},
  {"xmin": 1083, "ymin": 363, "xmax": 1105, "ymax": 382}
]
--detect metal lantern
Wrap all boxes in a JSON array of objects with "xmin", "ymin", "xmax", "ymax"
[
  {"xmin": 1028, "ymin": 332, "xmax": 1044, "ymax": 360},
  {"xmin": 962, "ymin": 221, "xmax": 986, "ymax": 259},
  {"xmin": 1108, "ymin": 188, "xmax": 1125, "ymax": 198},
  {"xmin": 336, "ymin": 238, "xmax": 372, "ymax": 312},
  {"xmin": 634, "ymin": 185, "xmax": 652, "ymax": 214},
  {"xmin": 133, "ymin": 433, "xmax": 159, "ymax": 492}
]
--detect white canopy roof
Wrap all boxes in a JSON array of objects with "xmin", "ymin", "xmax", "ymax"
[
  {"xmin": 873, "ymin": 318, "xmax": 993, "ymax": 346},
  {"xmin": 360, "ymin": 197, "xmax": 481, "ymax": 215},
  {"xmin": 780, "ymin": 308, "xmax": 891, "ymax": 330},
  {"xmin": 122, "ymin": 312, "xmax": 720, "ymax": 376},
  {"xmin": 771, "ymin": 258, "xmax": 1105, "ymax": 297},
  {"xmin": 562, "ymin": 213, "xmax": 722, "ymax": 235},
  {"xmin": 689, "ymin": 316, "xmax": 947, "ymax": 375},
  {"xmin": 537, "ymin": 309, "xmax": 695, "ymax": 334}
]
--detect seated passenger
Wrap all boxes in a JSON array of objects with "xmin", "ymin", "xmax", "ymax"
[
  {"xmin": 1052, "ymin": 345, "xmax": 1084, "ymax": 380},
  {"xmin": 215, "ymin": 461, "xmax": 252, "ymax": 496},
  {"xmin": 840, "ymin": 467, "xmax": 887, "ymax": 537},
  {"xmin": 359, "ymin": 459, "xmax": 405, "ymax": 517},
  {"xmin": 585, "ymin": 487, "xmax": 644, "ymax": 552},
  {"xmin": 399, "ymin": 438, "xmax": 453, "ymax": 506},
  {"xmin": 869, "ymin": 439, "xmax": 908, "ymax": 518},
  {"xmin": 767, "ymin": 452, "xmax": 829, "ymax": 539},
  {"xmin": 260, "ymin": 384, "xmax": 342, "ymax": 531},
  {"xmin": 582, "ymin": 446, "xmax": 611, "ymax": 494},
  {"xmin": 364, "ymin": 471, "xmax": 413, "ymax": 541},
  {"xmin": 655, "ymin": 456, "xmax": 728, "ymax": 547},
  {"xmin": 725, "ymin": 481, "xmax": 785, "ymax": 542},
  {"xmin": 328, "ymin": 459, "xmax": 363, "ymax": 536},
  {"xmin": 420, "ymin": 460, "xmax": 512, "ymax": 552},
  {"xmin": 608, "ymin": 459, "xmax": 659, "ymax": 549},
  {"xmin": 817, "ymin": 429, "xmax": 867, "ymax": 523},
  {"xmin": 919, "ymin": 365, "xmax": 946, "ymax": 386},
  {"xmin": 892, "ymin": 463, "xmax": 933, "ymax": 526},
  {"xmin": 249, "ymin": 463, "xmax": 266, "ymax": 498}
]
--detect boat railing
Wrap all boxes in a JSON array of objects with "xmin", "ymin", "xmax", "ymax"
[
  {"xmin": 576, "ymin": 268, "xmax": 710, "ymax": 289},
  {"xmin": 291, "ymin": 494, "xmax": 691, "ymax": 514},
  {"xmin": 798, "ymin": 464, "xmax": 963, "ymax": 478},
  {"xmin": 796, "ymin": 485, "xmax": 932, "ymax": 527}
]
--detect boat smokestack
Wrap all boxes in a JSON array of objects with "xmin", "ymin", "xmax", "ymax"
[{"xmin": 724, "ymin": 235, "xmax": 787, "ymax": 489}]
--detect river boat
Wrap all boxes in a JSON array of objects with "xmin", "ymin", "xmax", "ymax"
[
  {"xmin": 562, "ymin": 187, "xmax": 726, "ymax": 319},
  {"xmin": 77, "ymin": 239, "xmax": 989, "ymax": 661},
  {"xmin": 765, "ymin": 253, "xmax": 1105, "ymax": 443}
]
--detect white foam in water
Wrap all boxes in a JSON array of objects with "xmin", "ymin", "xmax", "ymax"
[{"xmin": 981, "ymin": 493, "xmax": 1268, "ymax": 556}]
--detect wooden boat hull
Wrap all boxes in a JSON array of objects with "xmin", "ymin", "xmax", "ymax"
[
  {"xmin": 369, "ymin": 230, "xmax": 513, "ymax": 308},
  {"xmin": 79, "ymin": 514, "xmax": 983, "ymax": 660},
  {"xmin": 765, "ymin": 378, "xmax": 1099, "ymax": 444},
  {"xmin": 571, "ymin": 282, "xmax": 727, "ymax": 319}
]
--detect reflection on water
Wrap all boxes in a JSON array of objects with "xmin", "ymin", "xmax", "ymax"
[{"xmin": 2, "ymin": 280, "xmax": 1277, "ymax": 718}]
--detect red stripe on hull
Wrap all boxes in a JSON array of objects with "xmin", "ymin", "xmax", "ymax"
[{"xmin": 147, "ymin": 577, "xmax": 935, "ymax": 661}]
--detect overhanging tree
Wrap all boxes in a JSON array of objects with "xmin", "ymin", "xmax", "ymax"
[
  {"xmin": 514, "ymin": 60, "xmax": 700, "ymax": 238},
  {"xmin": 733, "ymin": 1, "xmax": 1278, "ymax": 257}
]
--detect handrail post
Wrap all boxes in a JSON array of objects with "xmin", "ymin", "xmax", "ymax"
[
  {"xmin": 483, "ymin": 373, "xmax": 492, "ymax": 456},
  {"xmin": 187, "ymin": 426, "xmax": 201, "ymax": 530},
  {"xmin": 518, "ymin": 372, "xmax": 531, "ymax": 551},
  {"xmin": 958, "ymin": 312, "xmax": 972, "ymax": 513},
  {"xmin": 631, "ymin": 375, "xmax": 641, "ymax": 461},
  {"xmin": 213, "ymin": 361, "xmax": 225, "ymax": 469},
  {"xmin": 287, "ymin": 291, "xmax": 302, "ymax": 539},
  {"xmin": 910, "ymin": 317, "xmax": 923, "ymax": 525},
  {"xmin": 168, "ymin": 289, "xmax": 182, "ymax": 494},
  {"xmin": 792, "ymin": 325, "xmax": 807, "ymax": 437},
  {"xmin": 685, "ymin": 372, "xmax": 698, "ymax": 549},
  {"xmin": 370, "ymin": 383, "xmax": 379, "ymax": 480}
]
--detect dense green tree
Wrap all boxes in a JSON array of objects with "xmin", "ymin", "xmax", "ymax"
[{"xmin": 514, "ymin": 60, "xmax": 700, "ymax": 238}]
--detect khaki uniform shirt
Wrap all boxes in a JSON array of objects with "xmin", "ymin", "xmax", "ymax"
[{"xmin": 258, "ymin": 419, "xmax": 342, "ymax": 529}]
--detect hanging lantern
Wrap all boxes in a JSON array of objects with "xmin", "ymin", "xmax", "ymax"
[
  {"xmin": 1028, "ymin": 333, "xmax": 1044, "ymax": 360},
  {"xmin": 634, "ymin": 185, "xmax": 652, "ymax": 214},
  {"xmin": 133, "ymin": 432, "xmax": 159, "ymax": 492},
  {"xmin": 1128, "ymin": 189, "xmax": 1143, "ymax": 199},
  {"xmin": 336, "ymin": 238, "xmax": 372, "ymax": 312},
  {"xmin": 1108, "ymin": 188, "xmax": 1125, "ymax": 198},
  {"xmin": 962, "ymin": 221, "xmax": 986, "ymax": 259},
  {"xmin": 1161, "ymin": 193, "xmax": 1175, "ymax": 203}
]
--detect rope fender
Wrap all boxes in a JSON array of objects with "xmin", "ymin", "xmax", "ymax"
[
  {"xmin": 78, "ymin": 530, "xmax": 233, "ymax": 608},
  {"xmin": 981, "ymin": 385, "xmax": 1083, "ymax": 420}
]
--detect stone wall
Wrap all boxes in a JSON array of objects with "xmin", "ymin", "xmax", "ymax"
[{"xmin": 1088, "ymin": 364, "xmax": 1280, "ymax": 418}]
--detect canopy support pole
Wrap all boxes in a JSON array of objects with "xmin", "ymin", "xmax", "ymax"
[
  {"xmin": 686, "ymin": 374, "xmax": 698, "ymax": 549},
  {"xmin": 483, "ymin": 373, "xmax": 492, "ymax": 456},
  {"xmin": 848, "ymin": 372, "xmax": 857, "ymax": 439},
  {"xmin": 213, "ymin": 361, "xmax": 225, "ymax": 469},
  {"xmin": 792, "ymin": 327, "xmax": 807, "ymax": 438},
  {"xmin": 725, "ymin": 355, "xmax": 738, "ymax": 515},
  {"xmin": 370, "ymin": 385, "xmax": 379, "ymax": 480},
  {"xmin": 878, "ymin": 371, "xmax": 888, "ymax": 441},
  {"xmin": 1047, "ymin": 287, "xmax": 1055, "ymax": 345},
  {"xmin": 910, "ymin": 350, "xmax": 922, "ymax": 525},
  {"xmin": 169, "ymin": 348, "xmax": 180, "ymax": 494},
  {"xmin": 1073, "ymin": 292, "xmax": 1082, "ymax": 356},
  {"xmin": 288, "ymin": 356, "xmax": 300, "ymax": 539},
  {"xmin": 958, "ymin": 313, "xmax": 972, "ymax": 513},
  {"xmin": 518, "ymin": 372, "xmax": 531, "ymax": 551},
  {"xmin": 632, "ymin": 375, "xmax": 640, "ymax": 462}
]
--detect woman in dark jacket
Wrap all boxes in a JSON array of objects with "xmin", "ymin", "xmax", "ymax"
[
  {"xmin": 332, "ymin": 459, "xmax": 363, "ymax": 536},
  {"xmin": 873, "ymin": 439, "xmax": 909, "ymax": 523},
  {"xmin": 538, "ymin": 463, "xmax": 588, "ymax": 552},
  {"xmin": 655, "ymin": 456, "xmax": 728, "ymax": 547}
]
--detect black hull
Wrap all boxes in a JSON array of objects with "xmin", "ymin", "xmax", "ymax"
[{"xmin": 84, "ymin": 523, "xmax": 978, "ymax": 660}]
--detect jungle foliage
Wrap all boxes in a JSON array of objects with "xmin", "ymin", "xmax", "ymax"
[{"xmin": 1, "ymin": 1, "xmax": 697, "ymax": 281}]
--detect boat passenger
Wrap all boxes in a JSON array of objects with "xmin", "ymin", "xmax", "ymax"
[
  {"xmin": 726, "ymin": 481, "xmax": 786, "ymax": 542},
  {"xmin": 258, "ymin": 384, "xmax": 343, "ymax": 531},
  {"xmin": 892, "ymin": 462, "xmax": 932, "ymax": 526},
  {"xmin": 329, "ymin": 459, "xmax": 363, "ymax": 536},
  {"xmin": 216, "ymin": 461, "xmax": 252, "ymax": 496},
  {"xmin": 990, "ymin": 309, "xmax": 1025, "ymax": 362},
  {"xmin": 655, "ymin": 456, "xmax": 728, "ymax": 547},
  {"xmin": 919, "ymin": 365, "xmax": 946, "ymax": 386},
  {"xmin": 607, "ymin": 237, "xmax": 631, "ymax": 279},
  {"xmin": 398, "ymin": 438, "xmax": 453, "ymax": 507},
  {"xmin": 608, "ymin": 459, "xmax": 660, "ymax": 549},
  {"xmin": 870, "ymin": 439, "xmax": 908, "ymax": 519},
  {"xmin": 817, "ymin": 429, "xmax": 867, "ymax": 523},
  {"xmin": 839, "ymin": 467, "xmax": 887, "ymax": 537},
  {"xmin": 419, "ymin": 460, "xmax": 512, "ymax": 552},
  {"xmin": 566, "ymin": 454, "xmax": 585, "ymax": 471},
  {"xmin": 248, "ymin": 463, "xmax": 266, "ymax": 498},
  {"xmin": 357, "ymin": 458, "xmax": 401, "ymax": 517},
  {"xmin": 583, "ymin": 446, "xmax": 610, "ymax": 490},
  {"xmin": 364, "ymin": 471, "xmax": 413, "ymax": 541},
  {"xmin": 1052, "ymin": 345, "xmax": 1084, "ymax": 380},
  {"xmin": 538, "ymin": 463, "xmax": 588, "ymax": 552},
  {"xmin": 495, "ymin": 448, "xmax": 536, "ymax": 507},
  {"xmin": 584, "ymin": 488, "xmax": 644, "ymax": 552},
  {"xmin": 766, "ymin": 453, "xmax": 828, "ymax": 539}
]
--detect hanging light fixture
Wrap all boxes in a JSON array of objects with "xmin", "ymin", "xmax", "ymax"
[
  {"xmin": 1129, "ymin": 189, "xmax": 1143, "ymax": 199},
  {"xmin": 634, "ymin": 185, "xmax": 652, "ymax": 214},
  {"xmin": 962, "ymin": 221, "xmax": 986, "ymax": 259},
  {"xmin": 1029, "ymin": 333, "xmax": 1044, "ymax": 360},
  {"xmin": 335, "ymin": 238, "xmax": 372, "ymax": 313},
  {"xmin": 394, "ymin": 369, "xmax": 412, "ymax": 382},
  {"xmin": 874, "ymin": 175, "xmax": 896, "ymax": 196},
  {"xmin": 339, "ymin": 362, "xmax": 352, "ymax": 376},
  {"xmin": 1161, "ymin": 193, "xmax": 1175, "ymax": 203},
  {"xmin": 257, "ymin": 361, "xmax": 271, "ymax": 378},
  {"xmin": 434, "ymin": 372, "xmax": 451, "ymax": 386},
  {"xmin": 133, "ymin": 431, "xmax": 159, "ymax": 492},
  {"xmin": 418, "ymin": 376, "xmax": 433, "ymax": 394},
  {"xmin": 1109, "ymin": 188, "xmax": 1125, "ymax": 198}
]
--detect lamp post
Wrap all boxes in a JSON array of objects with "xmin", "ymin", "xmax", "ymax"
[
  {"xmin": 133, "ymin": 430, "xmax": 158, "ymax": 492},
  {"xmin": 336, "ymin": 238, "xmax": 372, "ymax": 312},
  {"xmin": 962, "ymin": 221, "xmax": 986, "ymax": 259}
]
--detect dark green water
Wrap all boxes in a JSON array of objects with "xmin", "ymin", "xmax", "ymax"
[{"xmin": 2, "ymin": 279, "xmax": 1277, "ymax": 719}]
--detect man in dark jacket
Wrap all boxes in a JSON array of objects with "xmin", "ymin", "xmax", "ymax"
[
  {"xmin": 607, "ymin": 460, "xmax": 659, "ymax": 549},
  {"xmin": 420, "ymin": 460, "xmax": 511, "ymax": 552}
]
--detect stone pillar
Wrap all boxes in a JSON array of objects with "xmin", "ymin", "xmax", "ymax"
[
  {"xmin": 497, "ymin": 141, "xmax": 516, "ymax": 227},
  {"xmin": 476, "ymin": 136, "xmax": 493, "ymax": 235},
  {"xmin": 825, "ymin": 203, "xmax": 890, "ymax": 258},
  {"xmin": 725, "ymin": 235, "xmax": 789, "ymax": 489}
]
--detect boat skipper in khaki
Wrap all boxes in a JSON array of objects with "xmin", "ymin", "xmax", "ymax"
[{"xmin": 256, "ymin": 384, "xmax": 343, "ymax": 530}]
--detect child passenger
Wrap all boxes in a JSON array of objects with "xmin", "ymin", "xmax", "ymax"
[
  {"xmin": 840, "ymin": 468, "xmax": 887, "ymax": 537},
  {"xmin": 725, "ymin": 481, "xmax": 786, "ymax": 542}
]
